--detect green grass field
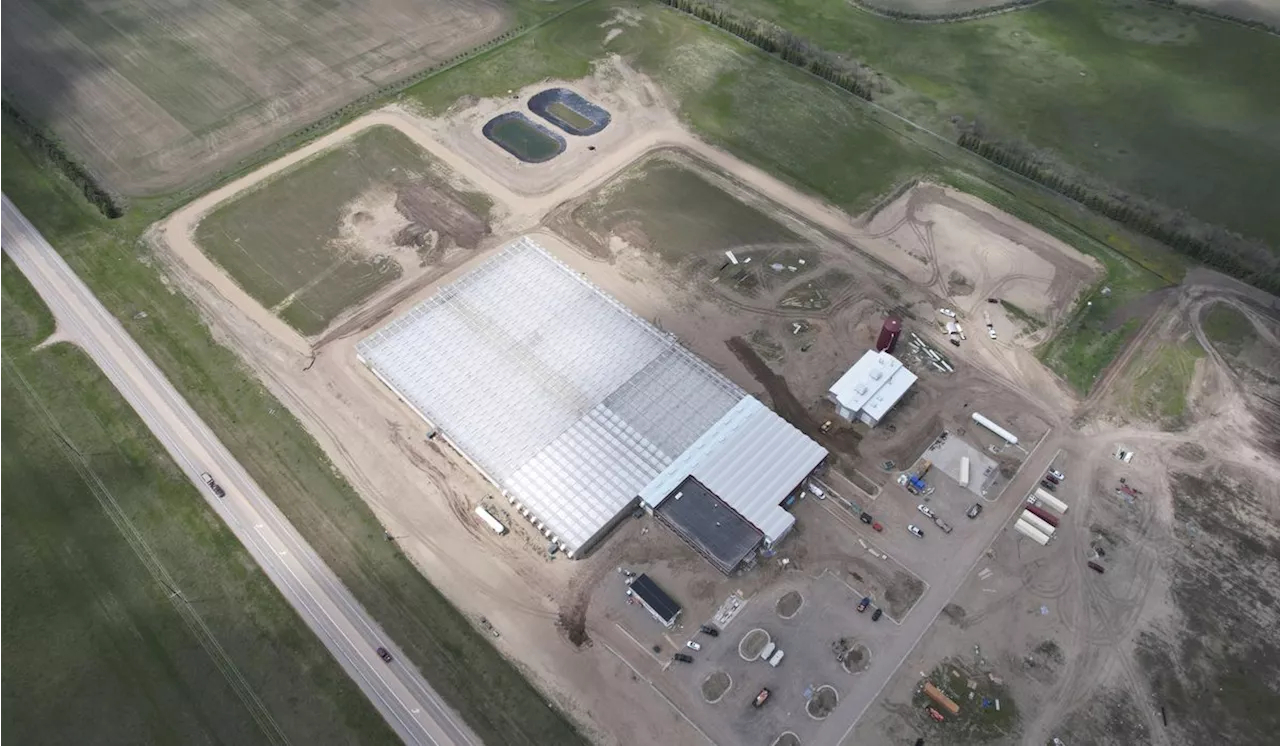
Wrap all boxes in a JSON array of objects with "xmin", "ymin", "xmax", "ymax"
[
  {"xmin": 1201, "ymin": 303, "xmax": 1256, "ymax": 355},
  {"xmin": 1, "ymin": 261, "xmax": 397, "ymax": 746},
  {"xmin": 573, "ymin": 154, "xmax": 799, "ymax": 261},
  {"xmin": 1124, "ymin": 339, "xmax": 1205, "ymax": 421},
  {"xmin": 731, "ymin": 0, "xmax": 1280, "ymax": 248},
  {"xmin": 3, "ymin": 116, "xmax": 586, "ymax": 746},
  {"xmin": 196, "ymin": 126, "xmax": 490, "ymax": 335}
]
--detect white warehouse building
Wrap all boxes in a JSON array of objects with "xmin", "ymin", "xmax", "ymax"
[
  {"xmin": 356, "ymin": 237, "xmax": 827, "ymax": 564},
  {"xmin": 827, "ymin": 349, "xmax": 917, "ymax": 427}
]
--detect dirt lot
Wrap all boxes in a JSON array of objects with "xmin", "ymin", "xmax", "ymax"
[
  {"xmin": 0, "ymin": 0, "xmax": 508, "ymax": 193},
  {"xmin": 848, "ymin": 275, "xmax": 1280, "ymax": 746},
  {"xmin": 147, "ymin": 61, "xmax": 1181, "ymax": 746}
]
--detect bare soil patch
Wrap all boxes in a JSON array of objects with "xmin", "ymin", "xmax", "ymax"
[
  {"xmin": 776, "ymin": 590, "xmax": 804, "ymax": 619},
  {"xmin": 806, "ymin": 685, "xmax": 838, "ymax": 719},
  {"xmin": 1, "ymin": 0, "xmax": 508, "ymax": 193}
]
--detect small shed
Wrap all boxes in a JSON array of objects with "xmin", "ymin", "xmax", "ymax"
[{"xmin": 630, "ymin": 574, "xmax": 681, "ymax": 628}]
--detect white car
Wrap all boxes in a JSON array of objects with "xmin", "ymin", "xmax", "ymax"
[
  {"xmin": 916, "ymin": 504, "xmax": 935, "ymax": 519},
  {"xmin": 938, "ymin": 308, "xmax": 957, "ymax": 318},
  {"xmin": 908, "ymin": 524, "xmax": 925, "ymax": 538},
  {"xmin": 987, "ymin": 327, "xmax": 998, "ymax": 340},
  {"xmin": 686, "ymin": 641, "xmax": 701, "ymax": 651},
  {"xmin": 1048, "ymin": 469, "xmax": 1065, "ymax": 481}
]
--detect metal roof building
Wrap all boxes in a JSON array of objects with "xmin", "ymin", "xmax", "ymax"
[
  {"xmin": 828, "ymin": 350, "xmax": 917, "ymax": 427},
  {"xmin": 357, "ymin": 237, "xmax": 826, "ymax": 561}
]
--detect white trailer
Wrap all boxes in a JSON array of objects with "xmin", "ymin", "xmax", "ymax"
[
  {"xmin": 971, "ymin": 412, "xmax": 1018, "ymax": 445},
  {"xmin": 959, "ymin": 457, "xmax": 971, "ymax": 487},
  {"xmin": 474, "ymin": 505, "xmax": 508, "ymax": 535},
  {"xmin": 1033, "ymin": 489, "xmax": 1069, "ymax": 514},
  {"xmin": 1020, "ymin": 511, "xmax": 1056, "ymax": 536},
  {"xmin": 1014, "ymin": 518, "xmax": 1051, "ymax": 545}
]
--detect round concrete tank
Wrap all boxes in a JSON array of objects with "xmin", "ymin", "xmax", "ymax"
[{"xmin": 876, "ymin": 316, "xmax": 902, "ymax": 353}]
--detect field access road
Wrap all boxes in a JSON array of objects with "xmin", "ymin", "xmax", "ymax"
[{"xmin": 3, "ymin": 195, "xmax": 477, "ymax": 746}]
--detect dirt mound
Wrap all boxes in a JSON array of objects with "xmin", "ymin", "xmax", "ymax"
[
  {"xmin": 776, "ymin": 590, "xmax": 803, "ymax": 618},
  {"xmin": 395, "ymin": 182, "xmax": 488, "ymax": 250},
  {"xmin": 806, "ymin": 685, "xmax": 838, "ymax": 719},
  {"xmin": 740, "ymin": 629, "xmax": 770, "ymax": 660},
  {"xmin": 834, "ymin": 639, "xmax": 871, "ymax": 674},
  {"xmin": 701, "ymin": 671, "xmax": 731, "ymax": 703}
]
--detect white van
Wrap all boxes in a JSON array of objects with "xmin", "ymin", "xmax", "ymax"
[{"xmin": 768, "ymin": 649, "xmax": 785, "ymax": 667}]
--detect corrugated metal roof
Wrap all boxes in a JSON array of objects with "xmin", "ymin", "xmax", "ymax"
[
  {"xmin": 356, "ymin": 237, "xmax": 743, "ymax": 553},
  {"xmin": 640, "ymin": 397, "xmax": 827, "ymax": 543},
  {"xmin": 828, "ymin": 349, "xmax": 917, "ymax": 422}
]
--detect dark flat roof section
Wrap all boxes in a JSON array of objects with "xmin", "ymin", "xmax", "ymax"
[
  {"xmin": 631, "ymin": 574, "xmax": 681, "ymax": 624},
  {"xmin": 655, "ymin": 476, "xmax": 763, "ymax": 574}
]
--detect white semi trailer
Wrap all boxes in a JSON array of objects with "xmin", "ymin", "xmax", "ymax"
[
  {"xmin": 1014, "ymin": 518, "xmax": 1051, "ymax": 546},
  {"xmin": 1020, "ymin": 511, "xmax": 1056, "ymax": 536},
  {"xmin": 959, "ymin": 457, "xmax": 971, "ymax": 487},
  {"xmin": 971, "ymin": 412, "xmax": 1018, "ymax": 445},
  {"xmin": 1033, "ymin": 489, "xmax": 1069, "ymax": 514}
]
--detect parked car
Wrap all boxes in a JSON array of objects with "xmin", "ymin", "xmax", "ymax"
[
  {"xmin": 673, "ymin": 653, "xmax": 694, "ymax": 663},
  {"xmin": 857, "ymin": 597, "xmax": 871, "ymax": 613},
  {"xmin": 376, "ymin": 647, "xmax": 393, "ymax": 663},
  {"xmin": 938, "ymin": 308, "xmax": 957, "ymax": 318},
  {"xmin": 1048, "ymin": 469, "xmax": 1066, "ymax": 481},
  {"xmin": 907, "ymin": 524, "xmax": 925, "ymax": 538},
  {"xmin": 987, "ymin": 327, "xmax": 998, "ymax": 340},
  {"xmin": 1040, "ymin": 480, "xmax": 1058, "ymax": 492},
  {"xmin": 859, "ymin": 512, "xmax": 873, "ymax": 524},
  {"xmin": 200, "ymin": 472, "xmax": 226, "ymax": 498},
  {"xmin": 871, "ymin": 608, "xmax": 883, "ymax": 622},
  {"xmin": 1044, "ymin": 472, "xmax": 1061, "ymax": 485},
  {"xmin": 700, "ymin": 625, "xmax": 720, "ymax": 637},
  {"xmin": 916, "ymin": 504, "xmax": 936, "ymax": 519},
  {"xmin": 933, "ymin": 517, "xmax": 953, "ymax": 534},
  {"xmin": 753, "ymin": 688, "xmax": 771, "ymax": 708},
  {"xmin": 872, "ymin": 521, "xmax": 884, "ymax": 532},
  {"xmin": 1087, "ymin": 561, "xmax": 1106, "ymax": 574},
  {"xmin": 686, "ymin": 641, "xmax": 701, "ymax": 651},
  {"xmin": 966, "ymin": 503, "xmax": 983, "ymax": 519}
]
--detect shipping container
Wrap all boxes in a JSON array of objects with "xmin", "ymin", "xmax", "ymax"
[
  {"xmin": 923, "ymin": 681, "xmax": 960, "ymax": 715},
  {"xmin": 1033, "ymin": 489, "xmax": 1069, "ymax": 514},
  {"xmin": 1014, "ymin": 518, "xmax": 1051, "ymax": 546},
  {"xmin": 1024, "ymin": 503, "xmax": 1061, "ymax": 527},
  {"xmin": 1020, "ymin": 511, "xmax": 1056, "ymax": 536}
]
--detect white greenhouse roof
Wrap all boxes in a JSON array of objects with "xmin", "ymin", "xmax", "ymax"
[
  {"xmin": 639, "ymin": 397, "xmax": 828, "ymax": 543},
  {"xmin": 356, "ymin": 237, "xmax": 744, "ymax": 553},
  {"xmin": 829, "ymin": 349, "xmax": 917, "ymax": 422}
]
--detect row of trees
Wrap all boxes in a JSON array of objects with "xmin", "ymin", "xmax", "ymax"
[
  {"xmin": 658, "ymin": 0, "xmax": 881, "ymax": 101},
  {"xmin": 2, "ymin": 98, "xmax": 128, "ymax": 219},
  {"xmin": 958, "ymin": 133, "xmax": 1279, "ymax": 294}
]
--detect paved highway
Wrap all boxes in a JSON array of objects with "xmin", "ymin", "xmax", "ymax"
[{"xmin": 3, "ymin": 195, "xmax": 478, "ymax": 746}]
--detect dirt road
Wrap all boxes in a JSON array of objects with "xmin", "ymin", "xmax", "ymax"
[{"xmin": 3, "ymin": 195, "xmax": 479, "ymax": 746}]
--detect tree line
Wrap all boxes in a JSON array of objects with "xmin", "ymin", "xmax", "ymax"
[
  {"xmin": 2, "ymin": 97, "xmax": 128, "ymax": 219},
  {"xmin": 958, "ymin": 133, "xmax": 1279, "ymax": 294},
  {"xmin": 658, "ymin": 0, "xmax": 883, "ymax": 101}
]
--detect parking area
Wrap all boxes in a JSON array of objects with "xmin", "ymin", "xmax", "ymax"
[
  {"xmin": 923, "ymin": 433, "xmax": 999, "ymax": 498},
  {"xmin": 662, "ymin": 571, "xmax": 895, "ymax": 744}
]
